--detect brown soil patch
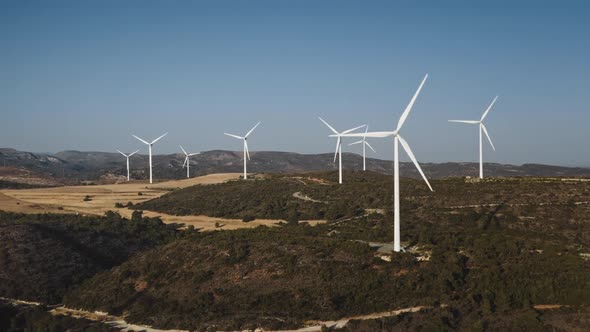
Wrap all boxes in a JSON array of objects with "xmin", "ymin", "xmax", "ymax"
[
  {"xmin": 0, "ymin": 173, "xmax": 326, "ymax": 231},
  {"xmin": 0, "ymin": 193, "xmax": 68, "ymax": 214},
  {"xmin": 534, "ymin": 304, "xmax": 566, "ymax": 310},
  {"xmin": 134, "ymin": 280, "xmax": 148, "ymax": 292}
]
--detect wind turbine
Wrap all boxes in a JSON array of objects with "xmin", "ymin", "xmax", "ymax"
[
  {"xmin": 132, "ymin": 133, "xmax": 168, "ymax": 184},
  {"xmin": 319, "ymin": 118, "xmax": 365, "ymax": 184},
  {"xmin": 224, "ymin": 122, "xmax": 260, "ymax": 180},
  {"xmin": 337, "ymin": 74, "xmax": 433, "ymax": 252},
  {"xmin": 348, "ymin": 126, "xmax": 376, "ymax": 171},
  {"xmin": 179, "ymin": 145, "xmax": 199, "ymax": 178},
  {"xmin": 449, "ymin": 96, "xmax": 498, "ymax": 179},
  {"xmin": 116, "ymin": 149, "xmax": 140, "ymax": 181}
]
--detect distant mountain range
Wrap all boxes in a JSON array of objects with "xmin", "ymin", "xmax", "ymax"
[{"xmin": 1, "ymin": 147, "xmax": 590, "ymax": 185}]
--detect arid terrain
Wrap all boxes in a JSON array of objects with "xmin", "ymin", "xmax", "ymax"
[
  {"xmin": 1, "ymin": 170, "xmax": 589, "ymax": 331},
  {"xmin": 0, "ymin": 173, "xmax": 324, "ymax": 231}
]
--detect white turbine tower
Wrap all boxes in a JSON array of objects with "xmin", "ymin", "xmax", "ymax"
[
  {"xmin": 338, "ymin": 74, "xmax": 433, "ymax": 252},
  {"xmin": 179, "ymin": 145, "xmax": 199, "ymax": 178},
  {"xmin": 116, "ymin": 149, "xmax": 139, "ymax": 181},
  {"xmin": 348, "ymin": 126, "xmax": 376, "ymax": 171},
  {"xmin": 132, "ymin": 133, "xmax": 168, "ymax": 184},
  {"xmin": 449, "ymin": 96, "xmax": 498, "ymax": 179},
  {"xmin": 319, "ymin": 118, "xmax": 365, "ymax": 184},
  {"xmin": 224, "ymin": 122, "xmax": 260, "ymax": 180}
]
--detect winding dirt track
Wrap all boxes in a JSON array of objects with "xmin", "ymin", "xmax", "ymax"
[
  {"xmin": 1, "ymin": 296, "xmax": 432, "ymax": 332},
  {"xmin": 292, "ymin": 306, "xmax": 433, "ymax": 331},
  {"xmin": 0, "ymin": 173, "xmax": 324, "ymax": 230}
]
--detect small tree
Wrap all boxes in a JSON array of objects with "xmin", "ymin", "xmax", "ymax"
[
  {"xmin": 131, "ymin": 210, "xmax": 143, "ymax": 222},
  {"xmin": 287, "ymin": 207, "xmax": 299, "ymax": 226},
  {"xmin": 242, "ymin": 215, "xmax": 256, "ymax": 223}
]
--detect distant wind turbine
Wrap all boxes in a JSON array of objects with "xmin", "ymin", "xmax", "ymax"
[
  {"xmin": 179, "ymin": 145, "xmax": 199, "ymax": 178},
  {"xmin": 449, "ymin": 96, "xmax": 498, "ymax": 179},
  {"xmin": 338, "ymin": 74, "xmax": 432, "ymax": 252},
  {"xmin": 132, "ymin": 133, "xmax": 168, "ymax": 184},
  {"xmin": 319, "ymin": 118, "xmax": 365, "ymax": 184},
  {"xmin": 224, "ymin": 122, "xmax": 260, "ymax": 180},
  {"xmin": 348, "ymin": 126, "xmax": 376, "ymax": 171},
  {"xmin": 116, "ymin": 149, "xmax": 140, "ymax": 181}
]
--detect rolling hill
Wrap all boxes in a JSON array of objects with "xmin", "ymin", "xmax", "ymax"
[
  {"xmin": 2, "ymin": 148, "xmax": 590, "ymax": 185},
  {"xmin": 0, "ymin": 211, "xmax": 182, "ymax": 304},
  {"xmin": 63, "ymin": 173, "xmax": 590, "ymax": 330},
  {"xmin": 1, "ymin": 172, "xmax": 590, "ymax": 330}
]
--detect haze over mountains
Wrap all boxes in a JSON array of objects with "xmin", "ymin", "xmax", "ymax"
[{"xmin": 1, "ymin": 147, "xmax": 590, "ymax": 185}]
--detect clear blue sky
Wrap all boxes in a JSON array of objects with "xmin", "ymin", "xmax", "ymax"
[{"xmin": 1, "ymin": 1, "xmax": 589, "ymax": 166}]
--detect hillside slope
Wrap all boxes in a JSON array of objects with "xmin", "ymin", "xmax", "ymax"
[
  {"xmin": 63, "ymin": 217, "xmax": 590, "ymax": 331},
  {"xmin": 0, "ymin": 211, "xmax": 182, "ymax": 304},
  {"xmin": 64, "ymin": 175, "xmax": 590, "ymax": 330},
  {"xmin": 134, "ymin": 171, "xmax": 590, "ymax": 247}
]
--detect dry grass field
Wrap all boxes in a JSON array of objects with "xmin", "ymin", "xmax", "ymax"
[{"xmin": 0, "ymin": 173, "xmax": 323, "ymax": 230}]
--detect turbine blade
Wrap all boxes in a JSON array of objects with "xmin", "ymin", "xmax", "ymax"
[
  {"xmin": 396, "ymin": 74, "xmax": 428, "ymax": 132},
  {"xmin": 481, "ymin": 96, "xmax": 498, "ymax": 121},
  {"xmin": 224, "ymin": 133, "xmax": 243, "ymax": 140},
  {"xmin": 179, "ymin": 145, "xmax": 188, "ymax": 156},
  {"xmin": 319, "ymin": 117, "xmax": 339, "ymax": 134},
  {"xmin": 244, "ymin": 140, "xmax": 251, "ymax": 160},
  {"xmin": 448, "ymin": 120, "xmax": 480, "ymax": 124},
  {"xmin": 132, "ymin": 135, "xmax": 150, "ymax": 145},
  {"xmin": 338, "ymin": 131, "xmax": 395, "ymax": 138},
  {"xmin": 365, "ymin": 141, "xmax": 376, "ymax": 153},
  {"xmin": 398, "ymin": 135, "xmax": 433, "ymax": 192},
  {"xmin": 189, "ymin": 152, "xmax": 200, "ymax": 156},
  {"xmin": 333, "ymin": 137, "xmax": 341, "ymax": 163},
  {"xmin": 481, "ymin": 123, "xmax": 496, "ymax": 151},
  {"xmin": 348, "ymin": 140, "xmax": 363, "ymax": 146},
  {"xmin": 245, "ymin": 122, "xmax": 261, "ymax": 138},
  {"xmin": 128, "ymin": 149, "xmax": 140, "ymax": 157},
  {"xmin": 117, "ymin": 150, "xmax": 127, "ymax": 157},
  {"xmin": 151, "ymin": 132, "xmax": 168, "ymax": 144},
  {"xmin": 341, "ymin": 124, "xmax": 366, "ymax": 135},
  {"xmin": 182, "ymin": 156, "xmax": 188, "ymax": 168}
]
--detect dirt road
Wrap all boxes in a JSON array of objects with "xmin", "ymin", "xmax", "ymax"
[{"xmin": 1, "ymin": 296, "xmax": 432, "ymax": 332}]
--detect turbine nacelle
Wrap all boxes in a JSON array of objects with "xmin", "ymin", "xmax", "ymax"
[
  {"xmin": 132, "ymin": 132, "xmax": 167, "ymax": 184},
  {"xmin": 336, "ymin": 74, "xmax": 432, "ymax": 192},
  {"xmin": 448, "ymin": 96, "xmax": 499, "ymax": 179},
  {"xmin": 318, "ymin": 117, "xmax": 366, "ymax": 183},
  {"xmin": 224, "ymin": 122, "xmax": 261, "ymax": 179},
  {"xmin": 334, "ymin": 74, "xmax": 432, "ymax": 252},
  {"xmin": 132, "ymin": 132, "xmax": 168, "ymax": 146}
]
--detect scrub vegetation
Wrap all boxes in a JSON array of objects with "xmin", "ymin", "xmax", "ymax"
[
  {"xmin": 1, "ymin": 171, "xmax": 590, "ymax": 330},
  {"xmin": 0, "ymin": 211, "xmax": 182, "ymax": 304}
]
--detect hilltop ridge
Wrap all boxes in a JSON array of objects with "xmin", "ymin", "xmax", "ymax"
[{"xmin": 1, "ymin": 148, "xmax": 590, "ymax": 185}]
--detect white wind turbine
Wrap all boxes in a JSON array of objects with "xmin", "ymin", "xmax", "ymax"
[
  {"xmin": 116, "ymin": 149, "xmax": 140, "ymax": 181},
  {"xmin": 319, "ymin": 118, "xmax": 365, "ymax": 184},
  {"xmin": 337, "ymin": 74, "xmax": 432, "ymax": 252},
  {"xmin": 449, "ymin": 96, "xmax": 498, "ymax": 179},
  {"xmin": 132, "ymin": 133, "xmax": 168, "ymax": 184},
  {"xmin": 179, "ymin": 145, "xmax": 199, "ymax": 178},
  {"xmin": 224, "ymin": 122, "xmax": 260, "ymax": 180},
  {"xmin": 348, "ymin": 126, "xmax": 376, "ymax": 171}
]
